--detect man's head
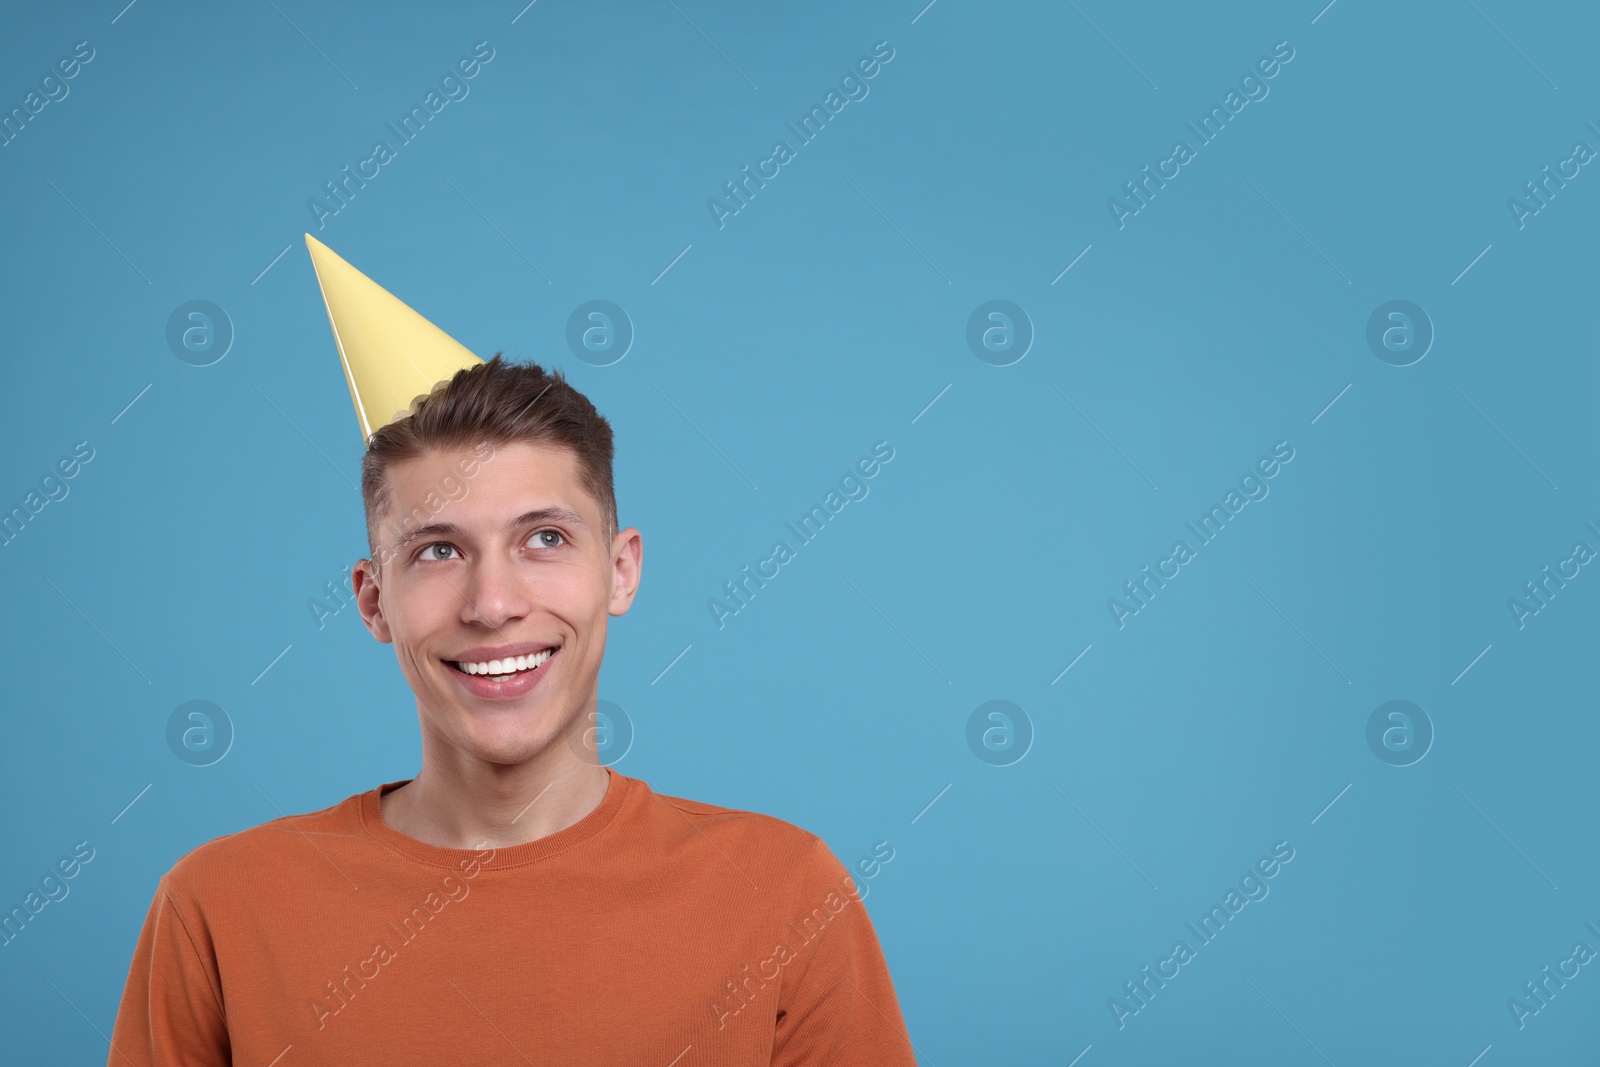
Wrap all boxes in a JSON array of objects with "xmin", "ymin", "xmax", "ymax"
[
  {"xmin": 360, "ymin": 353, "xmax": 618, "ymax": 564},
  {"xmin": 349, "ymin": 354, "xmax": 641, "ymax": 772}
]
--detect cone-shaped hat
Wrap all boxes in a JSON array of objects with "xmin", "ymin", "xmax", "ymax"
[{"xmin": 304, "ymin": 233, "xmax": 483, "ymax": 444}]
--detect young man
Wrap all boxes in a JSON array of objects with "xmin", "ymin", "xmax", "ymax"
[{"xmin": 106, "ymin": 236, "xmax": 917, "ymax": 1065}]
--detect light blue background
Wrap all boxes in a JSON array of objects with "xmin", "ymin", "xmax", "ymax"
[{"xmin": 2, "ymin": 1, "xmax": 1596, "ymax": 1063}]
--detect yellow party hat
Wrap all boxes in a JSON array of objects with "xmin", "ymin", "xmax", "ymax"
[{"xmin": 304, "ymin": 233, "xmax": 483, "ymax": 444}]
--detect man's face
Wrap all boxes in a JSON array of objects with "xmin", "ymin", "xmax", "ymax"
[{"xmin": 351, "ymin": 440, "xmax": 641, "ymax": 769}]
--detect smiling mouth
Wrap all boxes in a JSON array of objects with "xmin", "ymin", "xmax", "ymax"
[{"xmin": 447, "ymin": 648, "xmax": 557, "ymax": 680}]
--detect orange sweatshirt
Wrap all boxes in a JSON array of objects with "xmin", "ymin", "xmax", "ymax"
[{"xmin": 107, "ymin": 767, "xmax": 916, "ymax": 1065}]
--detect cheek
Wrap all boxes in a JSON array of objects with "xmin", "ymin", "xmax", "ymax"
[
  {"xmin": 393, "ymin": 640, "xmax": 431, "ymax": 688},
  {"xmin": 384, "ymin": 589, "xmax": 449, "ymax": 670},
  {"xmin": 392, "ymin": 575, "xmax": 459, "ymax": 626},
  {"xmin": 541, "ymin": 569, "xmax": 601, "ymax": 616}
]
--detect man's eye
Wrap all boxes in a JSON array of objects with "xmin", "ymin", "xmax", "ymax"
[
  {"xmin": 528, "ymin": 529, "xmax": 565, "ymax": 549},
  {"xmin": 420, "ymin": 543, "xmax": 460, "ymax": 561}
]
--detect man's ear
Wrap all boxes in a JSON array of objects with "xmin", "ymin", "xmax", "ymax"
[
  {"xmin": 351, "ymin": 558, "xmax": 393, "ymax": 643},
  {"xmin": 607, "ymin": 527, "xmax": 643, "ymax": 617}
]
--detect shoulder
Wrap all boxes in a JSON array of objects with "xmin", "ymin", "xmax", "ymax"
[
  {"xmin": 638, "ymin": 780, "xmax": 821, "ymax": 854},
  {"xmin": 625, "ymin": 777, "xmax": 843, "ymax": 890},
  {"xmin": 158, "ymin": 787, "xmax": 370, "ymax": 907}
]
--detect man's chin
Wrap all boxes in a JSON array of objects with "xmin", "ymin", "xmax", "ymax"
[{"xmin": 446, "ymin": 716, "xmax": 567, "ymax": 765}]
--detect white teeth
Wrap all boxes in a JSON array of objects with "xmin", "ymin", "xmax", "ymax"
[{"xmin": 455, "ymin": 649, "xmax": 555, "ymax": 676}]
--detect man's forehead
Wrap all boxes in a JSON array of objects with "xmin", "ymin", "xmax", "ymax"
[{"xmin": 381, "ymin": 442, "xmax": 595, "ymax": 537}]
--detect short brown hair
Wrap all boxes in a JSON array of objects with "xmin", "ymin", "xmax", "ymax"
[{"xmin": 361, "ymin": 353, "xmax": 617, "ymax": 564}]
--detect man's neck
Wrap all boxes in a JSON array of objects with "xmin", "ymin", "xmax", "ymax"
[{"xmin": 380, "ymin": 753, "xmax": 611, "ymax": 851}]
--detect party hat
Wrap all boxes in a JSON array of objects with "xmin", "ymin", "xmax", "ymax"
[{"xmin": 303, "ymin": 233, "xmax": 483, "ymax": 444}]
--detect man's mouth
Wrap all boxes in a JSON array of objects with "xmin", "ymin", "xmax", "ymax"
[{"xmin": 447, "ymin": 647, "xmax": 557, "ymax": 681}]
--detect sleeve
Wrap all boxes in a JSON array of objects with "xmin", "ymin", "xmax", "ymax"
[
  {"xmin": 770, "ymin": 837, "xmax": 918, "ymax": 1066},
  {"xmin": 106, "ymin": 875, "xmax": 230, "ymax": 1067}
]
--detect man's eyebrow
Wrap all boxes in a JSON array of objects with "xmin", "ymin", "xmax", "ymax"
[{"xmin": 390, "ymin": 507, "xmax": 589, "ymax": 552}]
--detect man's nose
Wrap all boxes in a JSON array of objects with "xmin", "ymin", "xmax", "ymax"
[{"xmin": 458, "ymin": 551, "xmax": 532, "ymax": 627}]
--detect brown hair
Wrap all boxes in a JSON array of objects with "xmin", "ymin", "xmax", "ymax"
[{"xmin": 361, "ymin": 353, "xmax": 616, "ymax": 564}]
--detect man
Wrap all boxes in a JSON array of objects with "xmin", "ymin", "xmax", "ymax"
[{"xmin": 106, "ymin": 235, "xmax": 917, "ymax": 1065}]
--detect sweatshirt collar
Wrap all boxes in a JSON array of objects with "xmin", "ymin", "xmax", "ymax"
[{"xmin": 358, "ymin": 765, "xmax": 634, "ymax": 869}]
